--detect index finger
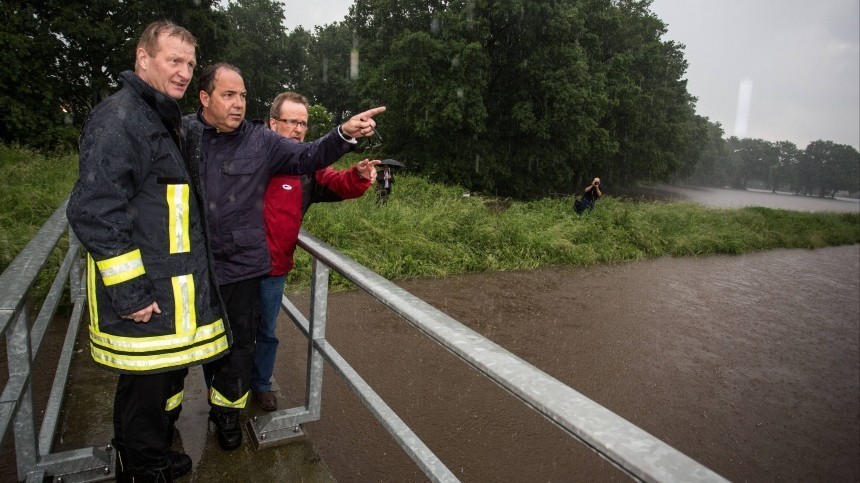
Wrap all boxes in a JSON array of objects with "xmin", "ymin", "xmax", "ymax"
[{"xmin": 358, "ymin": 106, "xmax": 386, "ymax": 120}]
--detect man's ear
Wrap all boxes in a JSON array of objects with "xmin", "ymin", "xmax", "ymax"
[
  {"xmin": 268, "ymin": 118, "xmax": 277, "ymax": 130},
  {"xmin": 199, "ymin": 90, "xmax": 210, "ymax": 108},
  {"xmin": 136, "ymin": 48, "xmax": 148, "ymax": 72}
]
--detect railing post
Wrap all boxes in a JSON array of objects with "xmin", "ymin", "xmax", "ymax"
[
  {"xmin": 7, "ymin": 304, "xmax": 38, "ymax": 479},
  {"xmin": 68, "ymin": 230, "xmax": 82, "ymax": 303},
  {"xmin": 305, "ymin": 258, "xmax": 330, "ymax": 419}
]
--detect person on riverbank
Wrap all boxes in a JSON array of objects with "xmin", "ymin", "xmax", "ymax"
[
  {"xmin": 376, "ymin": 165, "xmax": 394, "ymax": 204},
  {"xmin": 66, "ymin": 21, "xmax": 229, "ymax": 481},
  {"xmin": 252, "ymin": 91, "xmax": 378, "ymax": 411},
  {"xmin": 183, "ymin": 64, "xmax": 384, "ymax": 451},
  {"xmin": 574, "ymin": 177, "xmax": 603, "ymax": 214}
]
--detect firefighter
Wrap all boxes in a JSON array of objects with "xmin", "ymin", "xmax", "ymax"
[{"xmin": 66, "ymin": 21, "xmax": 230, "ymax": 481}]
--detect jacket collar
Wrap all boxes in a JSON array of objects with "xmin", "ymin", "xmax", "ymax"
[{"xmin": 119, "ymin": 70, "xmax": 182, "ymax": 124}]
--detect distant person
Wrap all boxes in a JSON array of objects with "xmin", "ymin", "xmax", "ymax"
[
  {"xmin": 377, "ymin": 166, "xmax": 394, "ymax": 204},
  {"xmin": 66, "ymin": 20, "xmax": 229, "ymax": 480},
  {"xmin": 183, "ymin": 63, "xmax": 384, "ymax": 451},
  {"xmin": 574, "ymin": 177, "xmax": 603, "ymax": 214},
  {"xmin": 252, "ymin": 91, "xmax": 378, "ymax": 411}
]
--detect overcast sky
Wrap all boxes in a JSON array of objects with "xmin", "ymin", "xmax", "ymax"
[{"xmin": 279, "ymin": 0, "xmax": 860, "ymax": 150}]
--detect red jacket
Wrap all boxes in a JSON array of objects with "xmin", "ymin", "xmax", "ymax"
[{"xmin": 264, "ymin": 166, "xmax": 372, "ymax": 276}]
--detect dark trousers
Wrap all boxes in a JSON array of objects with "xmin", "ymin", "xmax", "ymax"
[
  {"xmin": 204, "ymin": 277, "xmax": 261, "ymax": 412},
  {"xmin": 113, "ymin": 368, "xmax": 187, "ymax": 474}
]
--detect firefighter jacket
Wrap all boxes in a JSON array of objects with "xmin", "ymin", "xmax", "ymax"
[
  {"xmin": 264, "ymin": 167, "xmax": 372, "ymax": 277},
  {"xmin": 182, "ymin": 113, "xmax": 357, "ymax": 285},
  {"xmin": 67, "ymin": 71, "xmax": 230, "ymax": 374}
]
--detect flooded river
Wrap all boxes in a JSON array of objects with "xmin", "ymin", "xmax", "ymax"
[
  {"xmin": 281, "ymin": 245, "xmax": 859, "ymax": 482},
  {"xmin": 276, "ymin": 187, "xmax": 859, "ymax": 482}
]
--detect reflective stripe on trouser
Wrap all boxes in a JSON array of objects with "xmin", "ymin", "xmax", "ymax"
[
  {"xmin": 206, "ymin": 277, "xmax": 261, "ymax": 411},
  {"xmin": 113, "ymin": 368, "xmax": 188, "ymax": 474}
]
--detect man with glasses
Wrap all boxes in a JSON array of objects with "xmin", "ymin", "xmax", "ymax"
[{"xmin": 251, "ymin": 92, "xmax": 379, "ymax": 411}]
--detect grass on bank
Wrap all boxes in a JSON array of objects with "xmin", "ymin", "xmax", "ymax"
[
  {"xmin": 2, "ymin": 146, "xmax": 859, "ymax": 296},
  {"xmin": 0, "ymin": 145, "xmax": 79, "ymax": 302},
  {"xmin": 293, "ymin": 153, "xmax": 860, "ymax": 290}
]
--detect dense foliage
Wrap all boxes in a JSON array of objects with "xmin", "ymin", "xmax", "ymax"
[{"xmin": 1, "ymin": 0, "xmax": 856, "ymax": 198}]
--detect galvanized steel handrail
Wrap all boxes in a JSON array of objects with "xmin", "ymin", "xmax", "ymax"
[
  {"xmin": 0, "ymin": 200, "xmax": 112, "ymax": 482},
  {"xmin": 286, "ymin": 229, "xmax": 728, "ymax": 483}
]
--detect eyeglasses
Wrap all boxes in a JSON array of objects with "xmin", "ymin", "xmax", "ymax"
[{"xmin": 272, "ymin": 117, "xmax": 308, "ymax": 129}]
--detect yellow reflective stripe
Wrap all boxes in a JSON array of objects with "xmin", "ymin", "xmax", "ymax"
[
  {"xmin": 172, "ymin": 274, "xmax": 196, "ymax": 334},
  {"xmin": 167, "ymin": 184, "xmax": 190, "ymax": 254},
  {"xmin": 90, "ymin": 329, "xmax": 229, "ymax": 372},
  {"xmin": 165, "ymin": 390, "xmax": 184, "ymax": 412},
  {"xmin": 210, "ymin": 388, "xmax": 249, "ymax": 409},
  {"xmin": 96, "ymin": 249, "xmax": 145, "ymax": 286},
  {"xmin": 87, "ymin": 255, "xmax": 99, "ymax": 330},
  {"xmin": 90, "ymin": 319, "xmax": 225, "ymax": 353}
]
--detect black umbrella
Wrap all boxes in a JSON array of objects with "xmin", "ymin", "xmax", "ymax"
[{"xmin": 378, "ymin": 159, "xmax": 406, "ymax": 169}]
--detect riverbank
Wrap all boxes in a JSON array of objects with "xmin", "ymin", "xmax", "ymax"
[{"xmin": 3, "ymin": 146, "xmax": 858, "ymax": 293}]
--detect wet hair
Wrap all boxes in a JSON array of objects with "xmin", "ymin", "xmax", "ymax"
[
  {"xmin": 136, "ymin": 20, "xmax": 196, "ymax": 63},
  {"xmin": 197, "ymin": 63, "xmax": 242, "ymax": 95},
  {"xmin": 269, "ymin": 92, "xmax": 309, "ymax": 122}
]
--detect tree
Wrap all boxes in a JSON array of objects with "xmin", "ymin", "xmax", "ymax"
[
  {"xmin": 348, "ymin": 0, "xmax": 702, "ymax": 198},
  {"xmin": 0, "ymin": 1, "xmax": 75, "ymax": 150},
  {"xmin": 220, "ymin": 0, "xmax": 291, "ymax": 120},
  {"xmin": 302, "ymin": 22, "xmax": 363, "ymax": 124},
  {"xmin": 804, "ymin": 140, "xmax": 860, "ymax": 198},
  {"xmin": 306, "ymin": 104, "xmax": 334, "ymax": 141},
  {"xmin": 0, "ymin": 0, "xmax": 229, "ymax": 150}
]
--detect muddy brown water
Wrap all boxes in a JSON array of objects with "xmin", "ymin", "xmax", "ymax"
[
  {"xmin": 278, "ymin": 244, "xmax": 859, "ymax": 482},
  {"xmin": 2, "ymin": 187, "xmax": 858, "ymax": 481}
]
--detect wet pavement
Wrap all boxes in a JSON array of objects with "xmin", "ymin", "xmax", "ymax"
[{"xmin": 49, "ymin": 331, "xmax": 335, "ymax": 482}]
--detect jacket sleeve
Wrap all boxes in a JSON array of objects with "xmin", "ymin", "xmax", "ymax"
[
  {"xmin": 266, "ymin": 128, "xmax": 356, "ymax": 176},
  {"xmin": 314, "ymin": 166, "xmax": 373, "ymax": 200},
  {"xmin": 66, "ymin": 111, "xmax": 155, "ymax": 317}
]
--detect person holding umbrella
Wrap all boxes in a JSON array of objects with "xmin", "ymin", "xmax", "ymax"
[{"xmin": 376, "ymin": 159, "xmax": 405, "ymax": 204}]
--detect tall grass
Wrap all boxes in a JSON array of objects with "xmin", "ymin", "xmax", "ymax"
[
  {"xmin": 1, "ymin": 145, "xmax": 78, "ymax": 307},
  {"xmin": 0, "ymin": 145, "xmax": 78, "ymax": 270},
  {"xmin": 2, "ymin": 146, "xmax": 858, "ymax": 295}
]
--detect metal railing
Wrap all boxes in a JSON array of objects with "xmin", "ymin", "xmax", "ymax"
[
  {"xmin": 1, "ymin": 200, "xmax": 113, "ymax": 482},
  {"xmin": 2, "ymin": 203, "xmax": 728, "ymax": 482},
  {"xmin": 247, "ymin": 230, "xmax": 728, "ymax": 483}
]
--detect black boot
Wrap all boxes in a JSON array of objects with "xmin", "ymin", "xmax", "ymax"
[
  {"xmin": 112, "ymin": 438, "xmax": 132, "ymax": 483},
  {"xmin": 169, "ymin": 451, "xmax": 192, "ymax": 478},
  {"xmin": 129, "ymin": 464, "xmax": 173, "ymax": 482},
  {"xmin": 114, "ymin": 437, "xmax": 188, "ymax": 480},
  {"xmin": 166, "ymin": 418, "xmax": 192, "ymax": 478},
  {"xmin": 208, "ymin": 409, "xmax": 242, "ymax": 450}
]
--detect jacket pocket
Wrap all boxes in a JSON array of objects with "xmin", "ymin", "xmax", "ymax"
[{"xmin": 231, "ymin": 227, "xmax": 268, "ymax": 260}]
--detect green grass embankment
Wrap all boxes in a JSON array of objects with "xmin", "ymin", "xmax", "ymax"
[
  {"xmin": 297, "ymin": 154, "xmax": 860, "ymax": 289},
  {"xmin": 2, "ymin": 146, "xmax": 858, "ymax": 294}
]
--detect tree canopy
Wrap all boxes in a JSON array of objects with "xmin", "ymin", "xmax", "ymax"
[{"xmin": 2, "ymin": 0, "xmax": 856, "ymax": 198}]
